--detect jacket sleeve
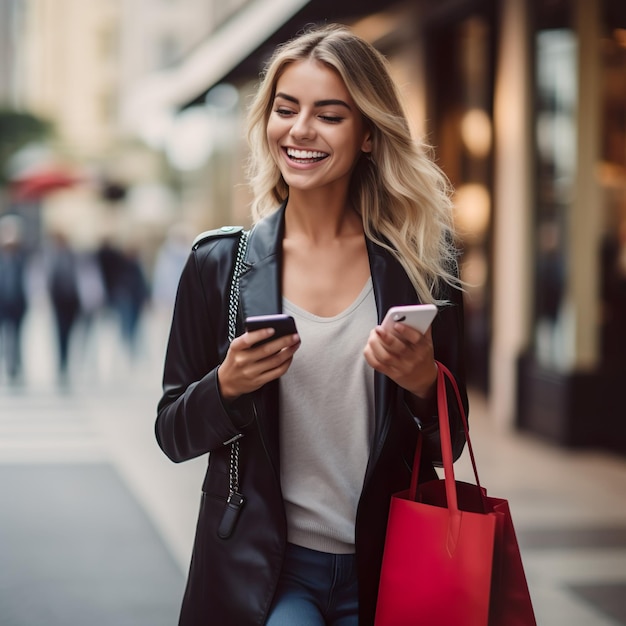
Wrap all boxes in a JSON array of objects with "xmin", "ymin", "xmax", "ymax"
[
  {"xmin": 409, "ymin": 280, "xmax": 469, "ymax": 465},
  {"xmin": 155, "ymin": 240, "xmax": 248, "ymax": 463}
]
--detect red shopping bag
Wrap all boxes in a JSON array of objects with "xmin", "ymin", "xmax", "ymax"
[{"xmin": 374, "ymin": 362, "xmax": 536, "ymax": 626}]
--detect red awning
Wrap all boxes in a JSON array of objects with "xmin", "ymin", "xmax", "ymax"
[{"xmin": 10, "ymin": 168, "xmax": 83, "ymax": 201}]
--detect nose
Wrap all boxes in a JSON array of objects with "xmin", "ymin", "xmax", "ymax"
[{"xmin": 289, "ymin": 113, "xmax": 315, "ymax": 141}]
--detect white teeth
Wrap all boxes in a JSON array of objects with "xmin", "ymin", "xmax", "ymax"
[{"xmin": 286, "ymin": 148, "xmax": 328, "ymax": 160}]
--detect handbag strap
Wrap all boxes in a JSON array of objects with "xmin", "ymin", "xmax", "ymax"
[
  {"xmin": 409, "ymin": 362, "xmax": 487, "ymax": 513},
  {"xmin": 228, "ymin": 229, "xmax": 249, "ymax": 343},
  {"xmin": 226, "ymin": 229, "xmax": 249, "ymax": 498}
]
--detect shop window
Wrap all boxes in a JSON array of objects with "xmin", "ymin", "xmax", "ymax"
[
  {"xmin": 533, "ymin": 27, "xmax": 576, "ymax": 369},
  {"xmin": 598, "ymin": 8, "xmax": 626, "ymax": 366},
  {"xmin": 425, "ymin": 10, "xmax": 495, "ymax": 392},
  {"xmin": 532, "ymin": 0, "xmax": 626, "ymax": 370}
]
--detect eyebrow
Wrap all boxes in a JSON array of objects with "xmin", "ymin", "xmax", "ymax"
[{"xmin": 274, "ymin": 92, "xmax": 352, "ymax": 110}]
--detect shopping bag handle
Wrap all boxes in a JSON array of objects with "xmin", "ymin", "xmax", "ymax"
[{"xmin": 409, "ymin": 361, "xmax": 487, "ymax": 514}]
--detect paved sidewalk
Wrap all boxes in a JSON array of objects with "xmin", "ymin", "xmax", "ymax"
[
  {"xmin": 0, "ymin": 463, "xmax": 184, "ymax": 626},
  {"xmin": 0, "ymin": 307, "xmax": 189, "ymax": 626}
]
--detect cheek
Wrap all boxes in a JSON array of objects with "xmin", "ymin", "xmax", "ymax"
[
  {"xmin": 266, "ymin": 114, "xmax": 286, "ymax": 140},
  {"xmin": 266, "ymin": 122, "xmax": 284, "ymax": 157}
]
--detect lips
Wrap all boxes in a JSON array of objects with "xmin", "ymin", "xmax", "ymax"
[{"xmin": 285, "ymin": 147, "xmax": 329, "ymax": 164}]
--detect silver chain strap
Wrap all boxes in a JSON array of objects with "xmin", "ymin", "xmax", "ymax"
[
  {"xmin": 228, "ymin": 231, "xmax": 248, "ymax": 343},
  {"xmin": 226, "ymin": 230, "xmax": 248, "ymax": 497}
]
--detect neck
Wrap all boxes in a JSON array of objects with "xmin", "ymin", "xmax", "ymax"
[{"xmin": 285, "ymin": 189, "xmax": 361, "ymax": 242}]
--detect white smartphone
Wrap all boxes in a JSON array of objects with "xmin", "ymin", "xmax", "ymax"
[{"xmin": 382, "ymin": 304, "xmax": 438, "ymax": 334}]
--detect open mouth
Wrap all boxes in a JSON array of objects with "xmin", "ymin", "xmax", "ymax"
[{"xmin": 285, "ymin": 148, "xmax": 329, "ymax": 164}]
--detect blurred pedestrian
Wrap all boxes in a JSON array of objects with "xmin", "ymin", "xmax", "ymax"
[
  {"xmin": 76, "ymin": 249, "xmax": 106, "ymax": 325},
  {"xmin": 96, "ymin": 237, "xmax": 126, "ymax": 310},
  {"xmin": 117, "ymin": 245, "xmax": 150, "ymax": 358},
  {"xmin": 96, "ymin": 238, "xmax": 149, "ymax": 358},
  {"xmin": 152, "ymin": 223, "xmax": 192, "ymax": 312},
  {"xmin": 0, "ymin": 215, "xmax": 29, "ymax": 383},
  {"xmin": 73, "ymin": 248, "xmax": 107, "ymax": 376},
  {"xmin": 151, "ymin": 224, "xmax": 192, "ymax": 364},
  {"xmin": 46, "ymin": 232, "xmax": 81, "ymax": 384},
  {"xmin": 156, "ymin": 24, "xmax": 467, "ymax": 626}
]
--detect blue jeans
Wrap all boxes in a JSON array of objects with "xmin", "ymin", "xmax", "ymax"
[{"xmin": 266, "ymin": 543, "xmax": 359, "ymax": 626}]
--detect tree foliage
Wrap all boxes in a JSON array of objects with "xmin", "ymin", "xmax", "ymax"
[{"xmin": 0, "ymin": 109, "xmax": 53, "ymax": 186}]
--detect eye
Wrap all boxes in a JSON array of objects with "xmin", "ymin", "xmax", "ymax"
[
  {"xmin": 319, "ymin": 115, "xmax": 343, "ymax": 123},
  {"xmin": 274, "ymin": 107, "xmax": 295, "ymax": 117}
]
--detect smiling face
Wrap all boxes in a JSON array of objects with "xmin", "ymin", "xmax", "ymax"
[{"xmin": 266, "ymin": 58, "xmax": 371, "ymax": 197}]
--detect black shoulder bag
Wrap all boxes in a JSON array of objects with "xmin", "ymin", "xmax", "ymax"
[{"xmin": 217, "ymin": 229, "xmax": 249, "ymax": 539}]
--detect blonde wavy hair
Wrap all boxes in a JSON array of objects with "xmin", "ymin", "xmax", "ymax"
[{"xmin": 246, "ymin": 23, "xmax": 460, "ymax": 304}]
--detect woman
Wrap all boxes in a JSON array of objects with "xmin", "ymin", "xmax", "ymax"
[{"xmin": 156, "ymin": 24, "xmax": 468, "ymax": 626}]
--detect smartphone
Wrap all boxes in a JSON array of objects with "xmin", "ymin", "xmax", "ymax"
[
  {"xmin": 382, "ymin": 304, "xmax": 438, "ymax": 334},
  {"xmin": 245, "ymin": 314, "xmax": 298, "ymax": 346}
]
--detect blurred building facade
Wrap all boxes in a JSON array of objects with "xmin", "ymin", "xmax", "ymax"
[
  {"xmin": 14, "ymin": 0, "xmax": 248, "ymax": 157},
  {"xmin": 124, "ymin": 0, "xmax": 626, "ymax": 455},
  {"xmin": 2, "ymin": 0, "xmax": 624, "ymax": 454},
  {"xmin": 0, "ymin": 0, "xmax": 26, "ymax": 108},
  {"xmin": 21, "ymin": 0, "xmax": 120, "ymax": 156}
]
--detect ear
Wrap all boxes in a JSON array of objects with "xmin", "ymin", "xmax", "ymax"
[{"xmin": 361, "ymin": 130, "xmax": 372, "ymax": 154}]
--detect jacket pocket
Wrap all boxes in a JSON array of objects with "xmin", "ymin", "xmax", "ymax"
[{"xmin": 201, "ymin": 460, "xmax": 229, "ymax": 500}]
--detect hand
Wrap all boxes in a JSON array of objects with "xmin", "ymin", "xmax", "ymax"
[
  {"xmin": 217, "ymin": 328, "xmax": 300, "ymax": 401},
  {"xmin": 363, "ymin": 322, "xmax": 437, "ymax": 398}
]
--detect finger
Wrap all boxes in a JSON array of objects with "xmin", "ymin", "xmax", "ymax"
[
  {"xmin": 239, "ymin": 327, "xmax": 276, "ymax": 348},
  {"xmin": 222, "ymin": 340, "xmax": 299, "ymax": 396},
  {"xmin": 250, "ymin": 333, "xmax": 300, "ymax": 356},
  {"xmin": 380, "ymin": 322, "xmax": 423, "ymax": 347},
  {"xmin": 239, "ymin": 337, "xmax": 299, "ymax": 379},
  {"xmin": 365, "ymin": 337, "xmax": 403, "ymax": 375},
  {"xmin": 366, "ymin": 339, "xmax": 395, "ymax": 365},
  {"xmin": 367, "ymin": 331, "xmax": 428, "ymax": 376},
  {"xmin": 373, "ymin": 326, "xmax": 414, "ymax": 358},
  {"xmin": 257, "ymin": 350, "xmax": 297, "ymax": 380}
]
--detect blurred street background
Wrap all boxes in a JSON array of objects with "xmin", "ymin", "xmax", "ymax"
[{"xmin": 1, "ymin": 0, "xmax": 625, "ymax": 624}]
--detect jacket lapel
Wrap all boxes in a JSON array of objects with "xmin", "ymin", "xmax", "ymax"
[
  {"xmin": 238, "ymin": 205, "xmax": 285, "ymax": 473},
  {"xmin": 239, "ymin": 207, "xmax": 284, "ymax": 320},
  {"xmin": 366, "ymin": 238, "xmax": 420, "ymax": 321},
  {"xmin": 365, "ymin": 238, "xmax": 419, "ymax": 480}
]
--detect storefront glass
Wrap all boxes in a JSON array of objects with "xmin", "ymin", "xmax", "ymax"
[
  {"xmin": 425, "ymin": 7, "xmax": 495, "ymax": 391},
  {"xmin": 533, "ymin": 25, "xmax": 576, "ymax": 369},
  {"xmin": 598, "ymin": 6, "xmax": 626, "ymax": 366},
  {"xmin": 532, "ymin": 0, "xmax": 626, "ymax": 370}
]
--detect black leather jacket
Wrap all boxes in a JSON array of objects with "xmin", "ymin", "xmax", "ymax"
[{"xmin": 155, "ymin": 205, "xmax": 468, "ymax": 626}]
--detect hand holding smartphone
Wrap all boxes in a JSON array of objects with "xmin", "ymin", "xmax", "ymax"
[
  {"xmin": 382, "ymin": 304, "xmax": 437, "ymax": 334},
  {"xmin": 245, "ymin": 314, "xmax": 298, "ymax": 347}
]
